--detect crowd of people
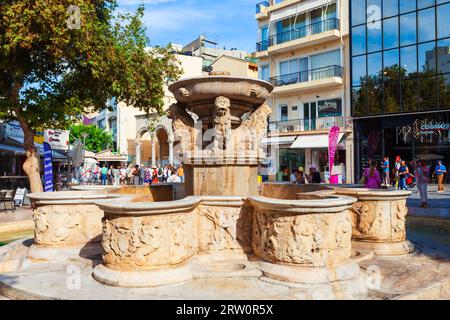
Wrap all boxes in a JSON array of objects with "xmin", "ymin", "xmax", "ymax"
[
  {"xmin": 361, "ymin": 156, "xmax": 447, "ymax": 208},
  {"xmin": 289, "ymin": 166, "xmax": 322, "ymax": 184},
  {"xmin": 80, "ymin": 163, "xmax": 185, "ymax": 186}
]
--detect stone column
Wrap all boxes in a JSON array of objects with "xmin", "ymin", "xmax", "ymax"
[
  {"xmin": 168, "ymin": 135, "xmax": 174, "ymax": 165},
  {"xmin": 135, "ymin": 141, "xmax": 141, "ymax": 165},
  {"xmin": 151, "ymin": 133, "xmax": 157, "ymax": 167}
]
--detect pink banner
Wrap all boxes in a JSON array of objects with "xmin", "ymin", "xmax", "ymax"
[{"xmin": 328, "ymin": 125, "xmax": 340, "ymax": 184}]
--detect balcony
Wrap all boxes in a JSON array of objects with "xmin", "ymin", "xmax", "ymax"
[
  {"xmin": 267, "ymin": 18, "xmax": 340, "ymax": 53},
  {"xmin": 269, "ymin": 65, "xmax": 343, "ymax": 94},
  {"xmin": 270, "ymin": 116, "xmax": 347, "ymax": 134},
  {"xmin": 256, "ymin": 1, "xmax": 269, "ymax": 14},
  {"xmin": 256, "ymin": 40, "xmax": 269, "ymax": 52}
]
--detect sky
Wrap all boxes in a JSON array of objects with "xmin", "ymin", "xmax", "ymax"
[{"xmin": 117, "ymin": 0, "xmax": 258, "ymax": 53}]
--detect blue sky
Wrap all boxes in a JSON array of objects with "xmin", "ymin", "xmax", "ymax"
[{"xmin": 118, "ymin": 0, "xmax": 258, "ymax": 53}]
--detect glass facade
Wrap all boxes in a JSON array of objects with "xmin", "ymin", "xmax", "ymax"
[{"xmin": 350, "ymin": 0, "xmax": 450, "ymax": 116}]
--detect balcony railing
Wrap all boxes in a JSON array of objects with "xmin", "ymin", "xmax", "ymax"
[
  {"xmin": 268, "ymin": 18, "xmax": 339, "ymax": 47},
  {"xmin": 256, "ymin": 1, "xmax": 269, "ymax": 14},
  {"xmin": 271, "ymin": 116, "xmax": 346, "ymax": 133},
  {"xmin": 256, "ymin": 40, "xmax": 269, "ymax": 52},
  {"xmin": 269, "ymin": 65, "xmax": 342, "ymax": 87}
]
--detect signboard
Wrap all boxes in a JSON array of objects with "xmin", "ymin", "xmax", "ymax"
[
  {"xmin": 44, "ymin": 130, "xmax": 69, "ymax": 151},
  {"xmin": 5, "ymin": 121, "xmax": 24, "ymax": 139},
  {"xmin": 328, "ymin": 125, "xmax": 340, "ymax": 185},
  {"xmin": 14, "ymin": 188, "xmax": 30, "ymax": 207},
  {"xmin": 43, "ymin": 142, "xmax": 54, "ymax": 192}
]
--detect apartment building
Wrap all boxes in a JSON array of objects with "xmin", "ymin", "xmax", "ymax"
[{"xmin": 255, "ymin": 0, "xmax": 353, "ymax": 183}]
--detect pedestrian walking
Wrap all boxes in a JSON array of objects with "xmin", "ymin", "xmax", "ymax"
[
  {"xmin": 382, "ymin": 156, "xmax": 390, "ymax": 187},
  {"xmin": 433, "ymin": 160, "xmax": 447, "ymax": 193},
  {"xmin": 112, "ymin": 165, "xmax": 121, "ymax": 186},
  {"xmin": 412, "ymin": 159, "xmax": 430, "ymax": 208},
  {"xmin": 132, "ymin": 165, "xmax": 140, "ymax": 186},
  {"xmin": 393, "ymin": 156, "xmax": 401, "ymax": 189},
  {"xmin": 100, "ymin": 164, "xmax": 108, "ymax": 185},
  {"xmin": 177, "ymin": 164, "xmax": 185, "ymax": 183},
  {"xmin": 362, "ymin": 160, "xmax": 381, "ymax": 189},
  {"xmin": 398, "ymin": 160, "xmax": 409, "ymax": 190}
]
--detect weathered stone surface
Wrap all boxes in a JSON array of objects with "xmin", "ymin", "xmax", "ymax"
[
  {"xmin": 101, "ymin": 211, "xmax": 197, "ymax": 271},
  {"xmin": 33, "ymin": 204, "xmax": 103, "ymax": 247},
  {"xmin": 333, "ymin": 188, "xmax": 414, "ymax": 256}
]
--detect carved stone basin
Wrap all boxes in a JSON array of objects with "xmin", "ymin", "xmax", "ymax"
[
  {"xmin": 247, "ymin": 195, "xmax": 361, "ymax": 284},
  {"xmin": 333, "ymin": 187, "xmax": 414, "ymax": 256},
  {"xmin": 26, "ymin": 191, "xmax": 130, "ymax": 261},
  {"xmin": 168, "ymin": 76, "xmax": 273, "ymax": 125}
]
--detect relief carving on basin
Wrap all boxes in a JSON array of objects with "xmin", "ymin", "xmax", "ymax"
[
  {"xmin": 197, "ymin": 196, "xmax": 253, "ymax": 255},
  {"xmin": 333, "ymin": 188, "xmax": 414, "ymax": 255},
  {"xmin": 249, "ymin": 196, "xmax": 355, "ymax": 267},
  {"xmin": 27, "ymin": 191, "xmax": 126, "ymax": 248},
  {"xmin": 247, "ymin": 195, "xmax": 361, "ymax": 284}
]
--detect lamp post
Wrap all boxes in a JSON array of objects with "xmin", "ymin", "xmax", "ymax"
[{"xmin": 81, "ymin": 132, "xmax": 88, "ymax": 148}]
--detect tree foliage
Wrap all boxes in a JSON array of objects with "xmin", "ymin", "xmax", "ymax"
[
  {"xmin": 69, "ymin": 124, "xmax": 114, "ymax": 153},
  {"xmin": 0, "ymin": 0, "xmax": 182, "ymax": 191}
]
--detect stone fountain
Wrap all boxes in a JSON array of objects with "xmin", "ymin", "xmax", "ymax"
[{"xmin": 1, "ymin": 74, "xmax": 439, "ymax": 300}]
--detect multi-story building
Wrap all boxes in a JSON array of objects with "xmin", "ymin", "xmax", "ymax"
[
  {"xmin": 350, "ymin": 0, "xmax": 450, "ymax": 179},
  {"xmin": 210, "ymin": 55, "xmax": 259, "ymax": 78},
  {"xmin": 182, "ymin": 35, "xmax": 249, "ymax": 72},
  {"xmin": 255, "ymin": 0, "xmax": 353, "ymax": 183}
]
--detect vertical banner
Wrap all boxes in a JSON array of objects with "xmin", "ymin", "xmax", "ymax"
[
  {"xmin": 43, "ymin": 142, "xmax": 54, "ymax": 192},
  {"xmin": 328, "ymin": 125, "xmax": 340, "ymax": 185}
]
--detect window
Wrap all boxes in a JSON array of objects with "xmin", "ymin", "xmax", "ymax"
[
  {"xmin": 97, "ymin": 119, "xmax": 106, "ymax": 129},
  {"xmin": 437, "ymin": 3, "xmax": 450, "ymax": 39},
  {"xmin": 352, "ymin": 0, "xmax": 366, "ymax": 26},
  {"xmin": 279, "ymin": 105, "xmax": 288, "ymax": 121},
  {"xmin": 352, "ymin": 55, "xmax": 367, "ymax": 86},
  {"xmin": 418, "ymin": 0, "xmax": 436, "ymax": 10},
  {"xmin": 310, "ymin": 50, "xmax": 340, "ymax": 69},
  {"xmin": 384, "ymin": 0, "xmax": 399, "ymax": 18},
  {"xmin": 418, "ymin": 8, "xmax": 436, "ymax": 43},
  {"xmin": 259, "ymin": 65, "xmax": 270, "ymax": 82},
  {"xmin": 318, "ymin": 99, "xmax": 342, "ymax": 117},
  {"xmin": 400, "ymin": 45, "xmax": 418, "ymax": 77},
  {"xmin": 352, "ymin": 25, "xmax": 367, "ymax": 55},
  {"xmin": 383, "ymin": 16, "xmax": 399, "ymax": 49},
  {"xmin": 400, "ymin": 13, "xmax": 417, "ymax": 46},
  {"xmin": 400, "ymin": 0, "xmax": 417, "ymax": 14},
  {"xmin": 368, "ymin": 52, "xmax": 383, "ymax": 79}
]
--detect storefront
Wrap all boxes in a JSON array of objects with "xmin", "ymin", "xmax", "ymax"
[{"xmin": 355, "ymin": 111, "xmax": 450, "ymax": 179}]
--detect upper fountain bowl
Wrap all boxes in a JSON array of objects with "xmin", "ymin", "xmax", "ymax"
[{"xmin": 168, "ymin": 75, "xmax": 273, "ymax": 123}]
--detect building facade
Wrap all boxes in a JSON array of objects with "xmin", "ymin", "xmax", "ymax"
[
  {"xmin": 256, "ymin": 0, "xmax": 353, "ymax": 183},
  {"xmin": 350, "ymin": 0, "xmax": 450, "ymax": 179}
]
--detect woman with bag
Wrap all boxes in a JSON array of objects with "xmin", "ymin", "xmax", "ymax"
[{"xmin": 360, "ymin": 160, "xmax": 381, "ymax": 189}]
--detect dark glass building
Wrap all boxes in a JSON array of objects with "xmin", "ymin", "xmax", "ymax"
[{"xmin": 350, "ymin": 0, "xmax": 450, "ymax": 179}]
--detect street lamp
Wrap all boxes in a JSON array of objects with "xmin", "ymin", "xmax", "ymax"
[{"xmin": 80, "ymin": 132, "xmax": 89, "ymax": 147}]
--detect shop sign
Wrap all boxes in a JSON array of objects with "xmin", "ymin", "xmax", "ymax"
[
  {"xmin": 5, "ymin": 121, "xmax": 23, "ymax": 139},
  {"xmin": 44, "ymin": 130, "xmax": 69, "ymax": 151}
]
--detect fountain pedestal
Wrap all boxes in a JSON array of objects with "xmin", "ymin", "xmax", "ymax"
[{"xmin": 184, "ymin": 164, "xmax": 259, "ymax": 197}]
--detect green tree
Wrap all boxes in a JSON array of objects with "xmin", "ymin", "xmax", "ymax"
[
  {"xmin": 0, "ymin": 1, "xmax": 181, "ymax": 192},
  {"xmin": 69, "ymin": 124, "xmax": 114, "ymax": 153}
]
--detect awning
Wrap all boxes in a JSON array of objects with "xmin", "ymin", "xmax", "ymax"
[
  {"xmin": 270, "ymin": 0, "xmax": 330, "ymax": 23},
  {"xmin": 0, "ymin": 143, "xmax": 25, "ymax": 155},
  {"xmin": 261, "ymin": 136, "xmax": 296, "ymax": 146},
  {"xmin": 291, "ymin": 133, "xmax": 344, "ymax": 149}
]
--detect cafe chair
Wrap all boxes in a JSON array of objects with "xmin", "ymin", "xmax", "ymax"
[{"xmin": 0, "ymin": 190, "xmax": 15, "ymax": 213}]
